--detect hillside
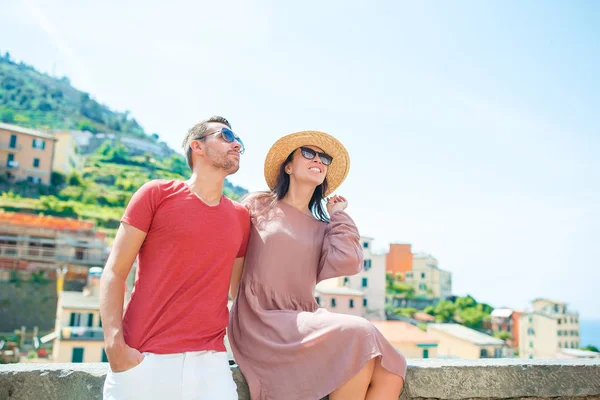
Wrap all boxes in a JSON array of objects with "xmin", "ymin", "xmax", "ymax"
[
  {"xmin": 0, "ymin": 52, "xmax": 146, "ymax": 136},
  {"xmin": 0, "ymin": 51, "xmax": 247, "ymax": 236}
]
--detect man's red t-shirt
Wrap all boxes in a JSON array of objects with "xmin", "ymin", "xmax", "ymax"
[{"xmin": 120, "ymin": 179, "xmax": 250, "ymax": 354}]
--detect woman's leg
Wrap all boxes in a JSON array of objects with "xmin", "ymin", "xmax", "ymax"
[
  {"xmin": 329, "ymin": 358, "xmax": 375, "ymax": 400},
  {"xmin": 365, "ymin": 357, "xmax": 404, "ymax": 400}
]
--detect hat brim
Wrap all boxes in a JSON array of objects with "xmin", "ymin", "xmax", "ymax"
[{"xmin": 263, "ymin": 131, "xmax": 350, "ymax": 197}]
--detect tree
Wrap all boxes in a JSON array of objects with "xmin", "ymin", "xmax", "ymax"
[
  {"xmin": 433, "ymin": 300, "xmax": 457, "ymax": 323},
  {"xmin": 393, "ymin": 307, "xmax": 418, "ymax": 319},
  {"xmin": 456, "ymin": 295, "xmax": 477, "ymax": 310},
  {"xmin": 1, "ymin": 110, "xmax": 15, "ymax": 123},
  {"xmin": 493, "ymin": 330, "xmax": 512, "ymax": 341},
  {"xmin": 394, "ymin": 272, "xmax": 403, "ymax": 281},
  {"xmin": 50, "ymin": 171, "xmax": 66, "ymax": 187},
  {"xmin": 67, "ymin": 171, "xmax": 83, "ymax": 186},
  {"xmin": 457, "ymin": 306, "xmax": 490, "ymax": 329},
  {"xmin": 583, "ymin": 345, "xmax": 599, "ymax": 353}
]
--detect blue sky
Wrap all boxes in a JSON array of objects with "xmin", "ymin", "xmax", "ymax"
[{"xmin": 1, "ymin": 1, "xmax": 599, "ymax": 318}]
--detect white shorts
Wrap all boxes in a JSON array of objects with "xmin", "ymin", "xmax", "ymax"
[{"xmin": 103, "ymin": 350, "xmax": 238, "ymax": 400}]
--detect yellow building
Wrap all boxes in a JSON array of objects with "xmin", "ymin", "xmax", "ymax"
[
  {"xmin": 52, "ymin": 268, "xmax": 106, "ymax": 363},
  {"xmin": 51, "ymin": 131, "xmax": 83, "ymax": 175},
  {"xmin": 427, "ymin": 323, "xmax": 506, "ymax": 359},
  {"xmin": 519, "ymin": 299, "xmax": 580, "ymax": 359},
  {"xmin": 0, "ymin": 122, "xmax": 56, "ymax": 184},
  {"xmin": 404, "ymin": 253, "xmax": 452, "ymax": 299},
  {"xmin": 370, "ymin": 321, "xmax": 439, "ymax": 358}
]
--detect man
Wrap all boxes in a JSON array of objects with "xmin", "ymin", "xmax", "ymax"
[{"xmin": 100, "ymin": 116, "xmax": 250, "ymax": 399}]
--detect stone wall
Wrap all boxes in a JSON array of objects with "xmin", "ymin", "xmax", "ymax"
[{"xmin": 1, "ymin": 359, "xmax": 599, "ymax": 400}]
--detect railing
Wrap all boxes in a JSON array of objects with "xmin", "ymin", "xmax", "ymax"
[
  {"xmin": 61, "ymin": 327, "xmax": 104, "ymax": 341},
  {"xmin": 0, "ymin": 245, "xmax": 107, "ymax": 265}
]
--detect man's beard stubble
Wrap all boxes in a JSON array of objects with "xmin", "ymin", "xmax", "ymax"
[{"xmin": 206, "ymin": 147, "xmax": 240, "ymax": 175}]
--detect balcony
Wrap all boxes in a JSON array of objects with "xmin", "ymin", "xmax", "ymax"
[
  {"xmin": 0, "ymin": 159, "xmax": 20, "ymax": 170},
  {"xmin": 61, "ymin": 327, "xmax": 104, "ymax": 341},
  {"xmin": 0, "ymin": 244, "xmax": 107, "ymax": 266}
]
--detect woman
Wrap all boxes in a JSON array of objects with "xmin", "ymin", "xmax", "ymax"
[{"xmin": 229, "ymin": 131, "xmax": 407, "ymax": 400}]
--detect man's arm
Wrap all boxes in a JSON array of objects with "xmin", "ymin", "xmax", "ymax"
[
  {"xmin": 100, "ymin": 222, "xmax": 146, "ymax": 372},
  {"xmin": 229, "ymin": 257, "xmax": 245, "ymax": 300}
]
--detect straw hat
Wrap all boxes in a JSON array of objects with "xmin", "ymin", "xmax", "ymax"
[{"xmin": 264, "ymin": 130, "xmax": 350, "ymax": 196}]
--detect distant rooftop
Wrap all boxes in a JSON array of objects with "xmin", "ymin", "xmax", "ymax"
[
  {"xmin": 0, "ymin": 211, "xmax": 97, "ymax": 233},
  {"xmin": 428, "ymin": 323, "xmax": 505, "ymax": 346},
  {"xmin": 314, "ymin": 286, "xmax": 364, "ymax": 296},
  {"xmin": 60, "ymin": 291, "xmax": 100, "ymax": 310},
  {"xmin": 492, "ymin": 308, "xmax": 514, "ymax": 318},
  {"xmin": 532, "ymin": 298, "xmax": 566, "ymax": 305},
  {"xmin": 559, "ymin": 348, "xmax": 600, "ymax": 358},
  {"xmin": 371, "ymin": 321, "xmax": 438, "ymax": 345},
  {"xmin": 0, "ymin": 122, "xmax": 56, "ymax": 140}
]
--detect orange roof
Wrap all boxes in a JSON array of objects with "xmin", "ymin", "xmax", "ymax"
[
  {"xmin": 0, "ymin": 212, "xmax": 95, "ymax": 231},
  {"xmin": 371, "ymin": 321, "xmax": 439, "ymax": 344},
  {"xmin": 414, "ymin": 312, "xmax": 436, "ymax": 322}
]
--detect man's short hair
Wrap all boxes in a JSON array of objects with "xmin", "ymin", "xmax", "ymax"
[{"xmin": 182, "ymin": 116, "xmax": 231, "ymax": 170}]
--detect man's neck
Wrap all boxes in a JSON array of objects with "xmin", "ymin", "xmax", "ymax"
[
  {"xmin": 281, "ymin": 183, "xmax": 315, "ymax": 214},
  {"xmin": 186, "ymin": 168, "xmax": 226, "ymax": 206}
]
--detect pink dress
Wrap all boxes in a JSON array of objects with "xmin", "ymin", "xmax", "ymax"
[{"xmin": 228, "ymin": 194, "xmax": 407, "ymax": 400}]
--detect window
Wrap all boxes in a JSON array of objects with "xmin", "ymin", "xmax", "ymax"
[
  {"xmin": 363, "ymin": 298, "xmax": 368, "ymax": 307},
  {"xmin": 27, "ymin": 176, "xmax": 41, "ymax": 184},
  {"xmin": 529, "ymin": 316, "xmax": 533, "ymax": 323},
  {"xmin": 558, "ymin": 342, "xmax": 562, "ymax": 348},
  {"xmin": 69, "ymin": 313, "xmax": 81, "ymax": 327},
  {"xmin": 421, "ymin": 272, "xmax": 426, "ymax": 279},
  {"xmin": 101, "ymin": 348, "xmax": 108, "ymax": 363},
  {"xmin": 9, "ymin": 134, "xmax": 17, "ymax": 148},
  {"xmin": 406, "ymin": 272, "xmax": 413, "ymax": 279},
  {"xmin": 423, "ymin": 349, "xmax": 429, "ymax": 359},
  {"xmin": 7, "ymin": 153, "xmax": 14, "ymax": 167},
  {"xmin": 343, "ymin": 277, "xmax": 349, "ymax": 286},
  {"xmin": 363, "ymin": 259, "xmax": 372, "ymax": 271},
  {"xmin": 527, "ymin": 328, "xmax": 535, "ymax": 335},
  {"xmin": 87, "ymin": 313, "xmax": 94, "ymax": 327},
  {"xmin": 529, "ymin": 342, "xmax": 534, "ymax": 348},
  {"xmin": 362, "ymin": 277, "xmax": 368, "ymax": 288},
  {"xmin": 32, "ymin": 138, "xmax": 46, "ymax": 150},
  {"xmin": 331, "ymin": 298, "xmax": 336, "ymax": 308},
  {"xmin": 507, "ymin": 325, "xmax": 511, "ymax": 333},
  {"xmin": 72, "ymin": 348, "xmax": 84, "ymax": 363},
  {"xmin": 99, "ymin": 317, "xmax": 102, "ymax": 328},
  {"xmin": 558, "ymin": 319, "xmax": 561, "ymax": 325},
  {"xmin": 480, "ymin": 349, "xmax": 488, "ymax": 358},
  {"xmin": 33, "ymin": 158, "xmax": 40, "ymax": 168},
  {"xmin": 349, "ymin": 299, "xmax": 354, "ymax": 308},
  {"xmin": 558, "ymin": 331, "xmax": 562, "ymax": 336},
  {"xmin": 419, "ymin": 283, "xmax": 427, "ymax": 291},
  {"xmin": 565, "ymin": 342, "xmax": 569, "ymax": 348},
  {"xmin": 571, "ymin": 342, "xmax": 575, "ymax": 349},
  {"xmin": 494, "ymin": 348, "xmax": 502, "ymax": 358},
  {"xmin": 363, "ymin": 242, "xmax": 369, "ymax": 249}
]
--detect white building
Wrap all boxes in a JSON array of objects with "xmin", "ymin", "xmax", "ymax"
[{"xmin": 316, "ymin": 236, "xmax": 386, "ymax": 320}]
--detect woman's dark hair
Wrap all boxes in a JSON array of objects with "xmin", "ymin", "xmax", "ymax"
[{"xmin": 271, "ymin": 150, "xmax": 330, "ymax": 222}]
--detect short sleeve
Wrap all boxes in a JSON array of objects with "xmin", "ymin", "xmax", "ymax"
[
  {"xmin": 121, "ymin": 181, "xmax": 162, "ymax": 233},
  {"xmin": 236, "ymin": 204, "xmax": 251, "ymax": 258}
]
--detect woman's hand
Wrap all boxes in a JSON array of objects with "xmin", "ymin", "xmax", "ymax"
[{"xmin": 326, "ymin": 195, "xmax": 348, "ymax": 215}]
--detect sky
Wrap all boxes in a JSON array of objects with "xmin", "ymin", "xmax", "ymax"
[{"xmin": 1, "ymin": 0, "xmax": 599, "ymax": 318}]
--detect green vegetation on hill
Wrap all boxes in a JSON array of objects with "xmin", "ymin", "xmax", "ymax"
[
  {"xmin": 0, "ymin": 143, "xmax": 247, "ymax": 238},
  {"xmin": 0, "ymin": 52, "xmax": 147, "ymax": 136},
  {"xmin": 0, "ymin": 51, "xmax": 248, "ymax": 237}
]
